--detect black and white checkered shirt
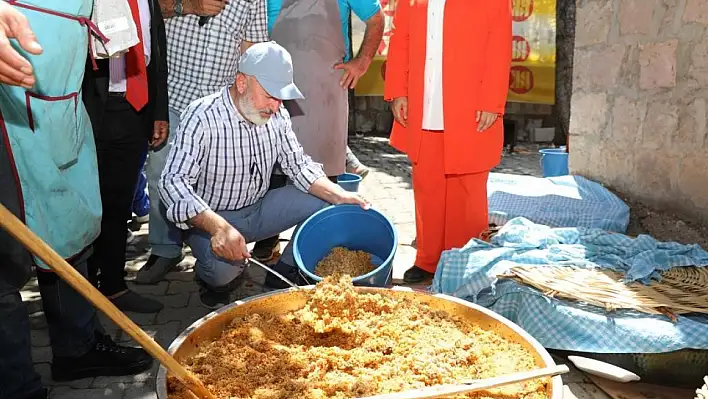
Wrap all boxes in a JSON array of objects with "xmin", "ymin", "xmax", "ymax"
[
  {"xmin": 158, "ymin": 87, "xmax": 326, "ymax": 229},
  {"xmin": 165, "ymin": 0, "xmax": 269, "ymax": 112}
]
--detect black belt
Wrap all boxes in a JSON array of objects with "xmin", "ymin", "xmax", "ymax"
[{"xmin": 108, "ymin": 92, "xmax": 126, "ymax": 97}]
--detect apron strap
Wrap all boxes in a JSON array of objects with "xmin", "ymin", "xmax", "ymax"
[{"xmin": 7, "ymin": 0, "xmax": 110, "ymax": 71}]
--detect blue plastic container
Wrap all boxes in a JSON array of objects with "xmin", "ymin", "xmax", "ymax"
[
  {"xmin": 337, "ymin": 173, "xmax": 362, "ymax": 192},
  {"xmin": 293, "ymin": 204, "xmax": 397, "ymax": 287},
  {"xmin": 539, "ymin": 148, "xmax": 569, "ymax": 177}
]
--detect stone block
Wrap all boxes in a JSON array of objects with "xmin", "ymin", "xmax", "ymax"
[
  {"xmin": 575, "ymin": 0, "xmax": 613, "ymax": 47},
  {"xmin": 619, "ymin": 0, "xmax": 656, "ymax": 35},
  {"xmin": 678, "ymin": 156, "xmax": 708, "ymax": 211},
  {"xmin": 602, "ymin": 147, "xmax": 635, "ymax": 193},
  {"xmin": 354, "ymin": 96, "xmax": 368, "ymax": 111},
  {"xmin": 658, "ymin": 0, "xmax": 681, "ymax": 36},
  {"xmin": 369, "ymin": 96, "xmax": 387, "ymax": 111},
  {"xmin": 31, "ymin": 345, "xmax": 52, "ymax": 363},
  {"xmin": 29, "ymin": 311, "xmax": 47, "ymax": 329},
  {"xmin": 166, "ymin": 280, "xmax": 197, "ymax": 295},
  {"xmin": 684, "ymin": 0, "xmax": 708, "ymax": 25},
  {"xmin": 376, "ymin": 111, "xmax": 393, "ymax": 133},
  {"xmin": 673, "ymin": 98, "xmax": 707, "ymax": 153},
  {"xmin": 639, "ymin": 40, "xmax": 678, "ymax": 89},
  {"xmin": 641, "ymin": 101, "xmax": 678, "ymax": 149},
  {"xmin": 610, "ymin": 96, "xmax": 645, "ymax": 147},
  {"xmin": 92, "ymin": 366, "xmax": 156, "ymax": 388},
  {"xmin": 354, "ymin": 113, "xmax": 375, "ymax": 133},
  {"xmin": 689, "ymin": 40, "xmax": 708, "ymax": 86},
  {"xmin": 148, "ymin": 293, "xmax": 189, "ymax": 309},
  {"xmin": 569, "ymin": 92, "xmax": 609, "ymax": 137},
  {"xmin": 31, "ymin": 328, "xmax": 50, "ymax": 347},
  {"xmin": 632, "ymin": 150, "xmax": 677, "ymax": 201},
  {"xmin": 125, "ymin": 385, "xmax": 158, "ymax": 399},
  {"xmin": 567, "ymin": 134, "xmax": 604, "ymax": 178},
  {"xmin": 573, "ymin": 45, "xmax": 626, "ymax": 89}
]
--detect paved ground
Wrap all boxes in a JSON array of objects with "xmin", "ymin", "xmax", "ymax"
[{"xmin": 21, "ymin": 138, "xmax": 611, "ymax": 398}]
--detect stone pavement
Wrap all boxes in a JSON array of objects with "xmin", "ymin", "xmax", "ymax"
[{"xmin": 20, "ymin": 137, "xmax": 610, "ymax": 399}]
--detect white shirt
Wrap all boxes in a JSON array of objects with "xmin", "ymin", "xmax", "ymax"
[
  {"xmin": 109, "ymin": 0, "xmax": 152, "ymax": 93},
  {"xmin": 421, "ymin": 0, "xmax": 446, "ymax": 131}
]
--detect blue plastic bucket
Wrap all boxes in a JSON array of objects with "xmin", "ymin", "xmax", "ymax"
[
  {"xmin": 337, "ymin": 173, "xmax": 362, "ymax": 192},
  {"xmin": 293, "ymin": 204, "xmax": 397, "ymax": 287},
  {"xmin": 539, "ymin": 148, "xmax": 569, "ymax": 177}
]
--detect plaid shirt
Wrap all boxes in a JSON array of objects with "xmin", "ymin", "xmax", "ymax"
[
  {"xmin": 158, "ymin": 87, "xmax": 326, "ymax": 229},
  {"xmin": 165, "ymin": 0, "xmax": 269, "ymax": 112}
]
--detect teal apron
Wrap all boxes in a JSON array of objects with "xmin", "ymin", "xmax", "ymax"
[{"xmin": 0, "ymin": 0, "xmax": 104, "ymax": 269}]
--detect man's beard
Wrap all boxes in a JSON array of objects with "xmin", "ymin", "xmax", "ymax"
[{"xmin": 238, "ymin": 92, "xmax": 273, "ymax": 125}]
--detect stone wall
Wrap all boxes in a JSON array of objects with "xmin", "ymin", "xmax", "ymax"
[
  {"xmin": 555, "ymin": 0, "xmax": 576, "ymax": 142},
  {"xmin": 569, "ymin": 0, "xmax": 708, "ymax": 222},
  {"xmin": 349, "ymin": 96, "xmax": 393, "ymax": 136}
]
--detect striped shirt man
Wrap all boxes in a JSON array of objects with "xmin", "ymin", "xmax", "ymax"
[
  {"xmin": 158, "ymin": 86, "xmax": 326, "ymax": 230},
  {"xmin": 165, "ymin": 0, "xmax": 269, "ymax": 112}
]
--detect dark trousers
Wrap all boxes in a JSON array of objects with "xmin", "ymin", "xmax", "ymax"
[
  {"xmin": 0, "ymin": 254, "xmax": 100, "ymax": 399},
  {"xmin": 87, "ymin": 96, "xmax": 148, "ymax": 296}
]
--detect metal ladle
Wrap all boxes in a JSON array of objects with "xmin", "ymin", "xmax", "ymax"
[{"xmin": 246, "ymin": 257, "xmax": 302, "ymax": 290}]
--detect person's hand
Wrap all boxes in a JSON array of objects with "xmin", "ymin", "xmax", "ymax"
[
  {"xmin": 335, "ymin": 190, "xmax": 370, "ymax": 210},
  {"xmin": 476, "ymin": 111, "xmax": 499, "ymax": 132},
  {"xmin": 391, "ymin": 97, "xmax": 408, "ymax": 127},
  {"xmin": 0, "ymin": 2, "xmax": 42, "ymax": 88},
  {"xmin": 333, "ymin": 56, "xmax": 371, "ymax": 89},
  {"xmin": 184, "ymin": 0, "xmax": 227, "ymax": 17},
  {"xmin": 150, "ymin": 120, "xmax": 169, "ymax": 148},
  {"xmin": 210, "ymin": 225, "xmax": 250, "ymax": 262}
]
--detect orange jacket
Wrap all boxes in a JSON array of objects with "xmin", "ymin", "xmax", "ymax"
[{"xmin": 384, "ymin": 0, "xmax": 512, "ymax": 174}]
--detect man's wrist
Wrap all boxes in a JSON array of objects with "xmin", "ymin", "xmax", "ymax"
[{"xmin": 356, "ymin": 54, "xmax": 374, "ymax": 65}]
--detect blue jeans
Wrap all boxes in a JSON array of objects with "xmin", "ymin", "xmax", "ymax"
[
  {"xmin": 186, "ymin": 185, "xmax": 328, "ymax": 288},
  {"xmin": 0, "ymin": 251, "xmax": 99, "ymax": 399},
  {"xmin": 146, "ymin": 108, "xmax": 184, "ymax": 258},
  {"xmin": 131, "ymin": 145, "xmax": 149, "ymax": 217}
]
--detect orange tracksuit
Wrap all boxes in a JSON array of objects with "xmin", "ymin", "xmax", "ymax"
[{"xmin": 384, "ymin": 0, "xmax": 512, "ymax": 272}]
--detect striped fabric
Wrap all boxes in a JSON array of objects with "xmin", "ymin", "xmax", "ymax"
[{"xmin": 158, "ymin": 87, "xmax": 325, "ymax": 229}]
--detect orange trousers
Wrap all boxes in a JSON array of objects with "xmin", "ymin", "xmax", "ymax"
[{"xmin": 412, "ymin": 132, "xmax": 490, "ymax": 273}]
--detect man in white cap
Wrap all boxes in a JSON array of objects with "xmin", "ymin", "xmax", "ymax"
[{"xmin": 159, "ymin": 41, "xmax": 368, "ymax": 308}]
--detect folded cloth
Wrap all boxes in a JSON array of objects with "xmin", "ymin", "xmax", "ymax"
[{"xmin": 91, "ymin": 0, "xmax": 139, "ymax": 59}]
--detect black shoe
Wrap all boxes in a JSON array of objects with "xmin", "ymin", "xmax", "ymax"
[
  {"xmin": 23, "ymin": 388, "xmax": 48, "ymax": 399},
  {"xmin": 263, "ymin": 261, "xmax": 310, "ymax": 289},
  {"xmin": 51, "ymin": 333, "xmax": 153, "ymax": 382},
  {"xmin": 134, "ymin": 254, "xmax": 184, "ymax": 285},
  {"xmin": 251, "ymin": 236, "xmax": 281, "ymax": 262},
  {"xmin": 403, "ymin": 266, "xmax": 434, "ymax": 284},
  {"xmin": 111, "ymin": 289, "xmax": 164, "ymax": 313},
  {"xmin": 198, "ymin": 287, "xmax": 230, "ymax": 309}
]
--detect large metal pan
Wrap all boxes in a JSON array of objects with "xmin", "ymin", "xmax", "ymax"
[{"xmin": 156, "ymin": 286, "xmax": 564, "ymax": 399}]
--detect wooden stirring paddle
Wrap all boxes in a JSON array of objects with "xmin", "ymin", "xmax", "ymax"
[
  {"xmin": 0, "ymin": 205, "xmax": 217, "ymax": 399},
  {"xmin": 355, "ymin": 364, "xmax": 569, "ymax": 399}
]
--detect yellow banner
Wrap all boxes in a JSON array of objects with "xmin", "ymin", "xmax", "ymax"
[
  {"xmin": 508, "ymin": 0, "xmax": 557, "ymax": 104},
  {"xmin": 352, "ymin": 0, "xmax": 557, "ymax": 105}
]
